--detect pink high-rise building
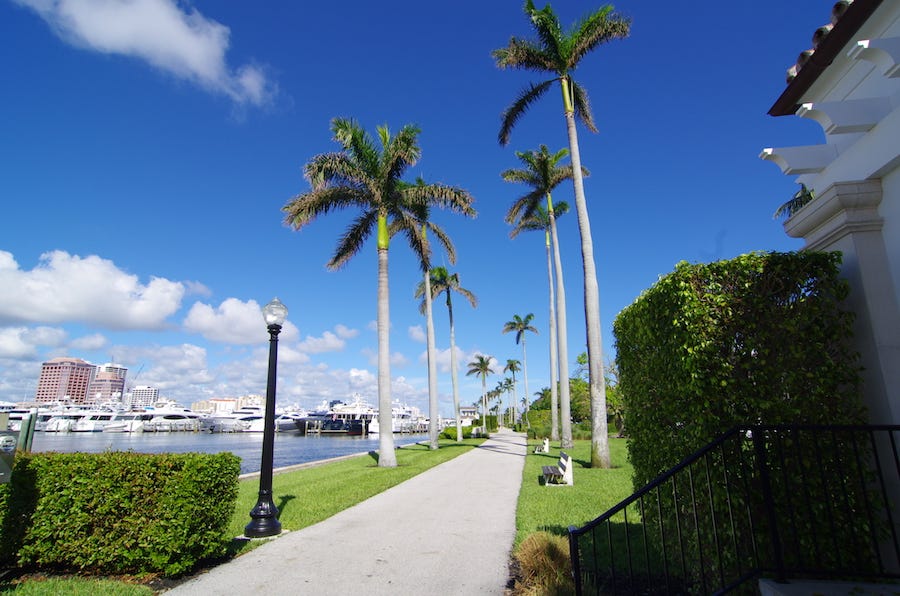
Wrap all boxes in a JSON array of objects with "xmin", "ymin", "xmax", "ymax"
[{"xmin": 34, "ymin": 357, "xmax": 96, "ymax": 404}]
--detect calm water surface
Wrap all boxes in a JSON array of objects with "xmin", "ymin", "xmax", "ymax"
[{"xmin": 31, "ymin": 431, "xmax": 427, "ymax": 474}]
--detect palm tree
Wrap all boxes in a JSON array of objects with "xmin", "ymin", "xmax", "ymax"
[
  {"xmin": 418, "ymin": 267, "xmax": 477, "ymax": 442},
  {"xmin": 500, "ymin": 376, "xmax": 515, "ymax": 426},
  {"xmin": 494, "ymin": 3, "xmax": 630, "ymax": 468},
  {"xmin": 504, "ymin": 144, "xmax": 582, "ymax": 447},
  {"xmin": 408, "ymin": 192, "xmax": 475, "ymax": 451},
  {"xmin": 466, "ymin": 354, "xmax": 495, "ymax": 436},
  {"xmin": 774, "ymin": 183, "xmax": 815, "ymax": 219},
  {"xmin": 502, "ymin": 313, "xmax": 538, "ymax": 427},
  {"xmin": 283, "ymin": 118, "xmax": 474, "ymax": 467},
  {"xmin": 503, "ymin": 359, "xmax": 521, "ymax": 426}
]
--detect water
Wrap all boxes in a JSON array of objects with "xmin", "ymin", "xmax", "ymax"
[{"xmin": 30, "ymin": 431, "xmax": 428, "ymax": 474}]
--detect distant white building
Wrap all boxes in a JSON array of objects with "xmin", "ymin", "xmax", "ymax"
[
  {"xmin": 129, "ymin": 386, "xmax": 159, "ymax": 409},
  {"xmin": 762, "ymin": 0, "xmax": 900, "ymax": 424}
]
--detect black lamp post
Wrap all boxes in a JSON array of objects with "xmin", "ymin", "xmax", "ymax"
[{"xmin": 244, "ymin": 297, "xmax": 288, "ymax": 538}]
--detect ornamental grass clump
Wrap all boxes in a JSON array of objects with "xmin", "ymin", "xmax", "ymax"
[{"xmin": 512, "ymin": 531, "xmax": 574, "ymax": 595}]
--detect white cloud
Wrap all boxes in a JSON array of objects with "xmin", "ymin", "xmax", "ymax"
[
  {"xmin": 297, "ymin": 331, "xmax": 345, "ymax": 354},
  {"xmin": 408, "ymin": 325, "xmax": 426, "ymax": 343},
  {"xmin": 13, "ymin": 0, "xmax": 276, "ymax": 106},
  {"xmin": 0, "ymin": 328, "xmax": 39, "ymax": 359},
  {"xmin": 0, "ymin": 251, "xmax": 183, "ymax": 329},
  {"xmin": 334, "ymin": 324, "xmax": 358, "ymax": 339},
  {"xmin": 362, "ymin": 348, "xmax": 409, "ymax": 368},
  {"xmin": 70, "ymin": 333, "xmax": 107, "ymax": 351},
  {"xmin": 184, "ymin": 298, "xmax": 301, "ymax": 345},
  {"xmin": 183, "ymin": 298, "xmax": 268, "ymax": 344}
]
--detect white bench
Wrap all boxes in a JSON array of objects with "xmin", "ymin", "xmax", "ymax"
[
  {"xmin": 542, "ymin": 451, "xmax": 573, "ymax": 486},
  {"xmin": 533, "ymin": 438, "xmax": 550, "ymax": 453}
]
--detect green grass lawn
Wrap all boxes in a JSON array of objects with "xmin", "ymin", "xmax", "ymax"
[
  {"xmin": 0, "ymin": 439, "xmax": 482, "ymax": 594},
  {"xmin": 2, "ymin": 434, "xmax": 635, "ymax": 595},
  {"xmin": 515, "ymin": 436, "xmax": 633, "ymax": 546}
]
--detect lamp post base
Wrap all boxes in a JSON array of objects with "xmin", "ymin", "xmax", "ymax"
[{"xmin": 244, "ymin": 493, "xmax": 281, "ymax": 538}]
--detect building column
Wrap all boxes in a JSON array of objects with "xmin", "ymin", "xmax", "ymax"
[{"xmin": 785, "ymin": 180, "xmax": 900, "ymax": 424}]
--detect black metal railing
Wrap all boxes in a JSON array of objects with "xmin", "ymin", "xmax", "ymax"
[{"xmin": 569, "ymin": 425, "xmax": 900, "ymax": 595}]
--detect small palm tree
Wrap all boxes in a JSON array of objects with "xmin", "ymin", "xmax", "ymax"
[
  {"xmin": 503, "ymin": 359, "xmax": 521, "ymax": 426},
  {"xmin": 283, "ymin": 118, "xmax": 474, "ymax": 467},
  {"xmin": 466, "ymin": 354, "xmax": 495, "ymax": 436},
  {"xmin": 500, "ymin": 376, "xmax": 515, "ymax": 426},
  {"xmin": 418, "ymin": 267, "xmax": 477, "ymax": 442},
  {"xmin": 774, "ymin": 183, "xmax": 816, "ymax": 219},
  {"xmin": 502, "ymin": 314, "xmax": 538, "ymax": 427},
  {"xmin": 494, "ymin": 4, "xmax": 630, "ymax": 467},
  {"xmin": 505, "ymin": 144, "xmax": 581, "ymax": 447}
]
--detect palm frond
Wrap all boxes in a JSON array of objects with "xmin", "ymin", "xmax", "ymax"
[
  {"xmin": 498, "ymin": 79, "xmax": 555, "ymax": 146},
  {"xmin": 328, "ymin": 210, "xmax": 378, "ymax": 270},
  {"xmin": 571, "ymin": 80, "xmax": 598, "ymax": 133},
  {"xmin": 282, "ymin": 186, "xmax": 366, "ymax": 229},
  {"xmin": 773, "ymin": 183, "xmax": 816, "ymax": 219},
  {"xmin": 568, "ymin": 7, "xmax": 631, "ymax": 68}
]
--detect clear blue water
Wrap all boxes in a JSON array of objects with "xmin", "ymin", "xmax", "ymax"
[{"xmin": 30, "ymin": 431, "xmax": 427, "ymax": 474}]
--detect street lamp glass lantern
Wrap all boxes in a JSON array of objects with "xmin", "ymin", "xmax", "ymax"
[{"xmin": 262, "ymin": 297, "xmax": 288, "ymax": 326}]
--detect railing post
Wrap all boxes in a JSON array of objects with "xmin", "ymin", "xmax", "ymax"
[
  {"xmin": 753, "ymin": 428, "xmax": 786, "ymax": 583},
  {"xmin": 568, "ymin": 527, "xmax": 583, "ymax": 595}
]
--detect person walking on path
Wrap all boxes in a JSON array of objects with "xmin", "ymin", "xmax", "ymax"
[{"xmin": 167, "ymin": 429, "xmax": 527, "ymax": 595}]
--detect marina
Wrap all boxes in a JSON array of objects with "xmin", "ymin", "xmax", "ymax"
[{"xmin": 28, "ymin": 429, "xmax": 428, "ymax": 475}]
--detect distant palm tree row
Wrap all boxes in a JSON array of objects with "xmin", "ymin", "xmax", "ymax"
[{"xmin": 283, "ymin": 2, "xmax": 630, "ymax": 468}]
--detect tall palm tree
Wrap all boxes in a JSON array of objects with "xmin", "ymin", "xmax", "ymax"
[
  {"xmin": 408, "ymin": 191, "xmax": 475, "ymax": 451},
  {"xmin": 466, "ymin": 354, "xmax": 495, "ymax": 436},
  {"xmin": 504, "ymin": 144, "xmax": 582, "ymax": 447},
  {"xmin": 418, "ymin": 267, "xmax": 477, "ymax": 442},
  {"xmin": 503, "ymin": 359, "xmax": 521, "ymax": 426},
  {"xmin": 502, "ymin": 313, "xmax": 538, "ymax": 427},
  {"xmin": 494, "ymin": 3, "xmax": 630, "ymax": 467},
  {"xmin": 283, "ymin": 118, "xmax": 474, "ymax": 467}
]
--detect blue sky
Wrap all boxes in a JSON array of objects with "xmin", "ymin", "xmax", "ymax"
[{"xmin": 0, "ymin": 0, "xmax": 827, "ymax": 414}]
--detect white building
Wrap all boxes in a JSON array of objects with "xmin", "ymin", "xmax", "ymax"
[
  {"xmin": 762, "ymin": 0, "xmax": 900, "ymax": 424},
  {"xmin": 129, "ymin": 386, "xmax": 159, "ymax": 409}
]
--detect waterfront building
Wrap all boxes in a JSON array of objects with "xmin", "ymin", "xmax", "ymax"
[
  {"xmin": 129, "ymin": 386, "xmax": 159, "ymax": 409},
  {"xmin": 34, "ymin": 357, "xmax": 96, "ymax": 404},
  {"xmin": 87, "ymin": 371, "xmax": 126, "ymax": 404}
]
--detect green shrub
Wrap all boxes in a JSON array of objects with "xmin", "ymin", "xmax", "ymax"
[
  {"xmin": 613, "ymin": 250, "xmax": 866, "ymax": 588},
  {"xmin": 615, "ymin": 251, "xmax": 863, "ymax": 486},
  {"xmin": 0, "ymin": 451, "xmax": 240, "ymax": 577},
  {"xmin": 440, "ymin": 426, "xmax": 475, "ymax": 440}
]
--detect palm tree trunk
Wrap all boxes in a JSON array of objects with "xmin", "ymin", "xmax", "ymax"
[
  {"xmin": 481, "ymin": 378, "xmax": 488, "ymax": 436},
  {"xmin": 550, "ymin": 212, "xmax": 573, "ymax": 449},
  {"xmin": 561, "ymin": 77, "xmax": 609, "ymax": 468},
  {"xmin": 447, "ymin": 294, "xmax": 462, "ymax": 442},
  {"xmin": 545, "ymin": 229, "xmax": 560, "ymax": 442},
  {"xmin": 424, "ymin": 268, "xmax": 439, "ymax": 450},
  {"xmin": 377, "ymin": 243, "xmax": 397, "ymax": 467},
  {"xmin": 510, "ymin": 374, "xmax": 518, "ymax": 426},
  {"xmin": 522, "ymin": 339, "xmax": 530, "ymax": 429}
]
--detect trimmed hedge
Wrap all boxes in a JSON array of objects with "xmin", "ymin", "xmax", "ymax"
[
  {"xmin": 0, "ymin": 450, "xmax": 240, "ymax": 577},
  {"xmin": 612, "ymin": 251, "xmax": 866, "ymax": 588},
  {"xmin": 615, "ymin": 251, "xmax": 864, "ymax": 486}
]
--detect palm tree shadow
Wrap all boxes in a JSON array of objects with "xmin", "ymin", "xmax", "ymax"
[{"xmin": 276, "ymin": 494, "xmax": 296, "ymax": 519}]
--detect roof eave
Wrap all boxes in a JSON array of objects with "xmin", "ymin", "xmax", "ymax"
[{"xmin": 768, "ymin": 0, "xmax": 884, "ymax": 117}]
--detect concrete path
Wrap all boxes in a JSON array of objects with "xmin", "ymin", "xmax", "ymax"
[{"xmin": 166, "ymin": 429, "xmax": 527, "ymax": 595}]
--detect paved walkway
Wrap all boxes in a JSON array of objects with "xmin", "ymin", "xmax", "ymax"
[{"xmin": 166, "ymin": 429, "xmax": 527, "ymax": 595}]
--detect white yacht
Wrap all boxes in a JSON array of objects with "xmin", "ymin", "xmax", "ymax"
[{"xmin": 71, "ymin": 410, "xmax": 129, "ymax": 432}]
